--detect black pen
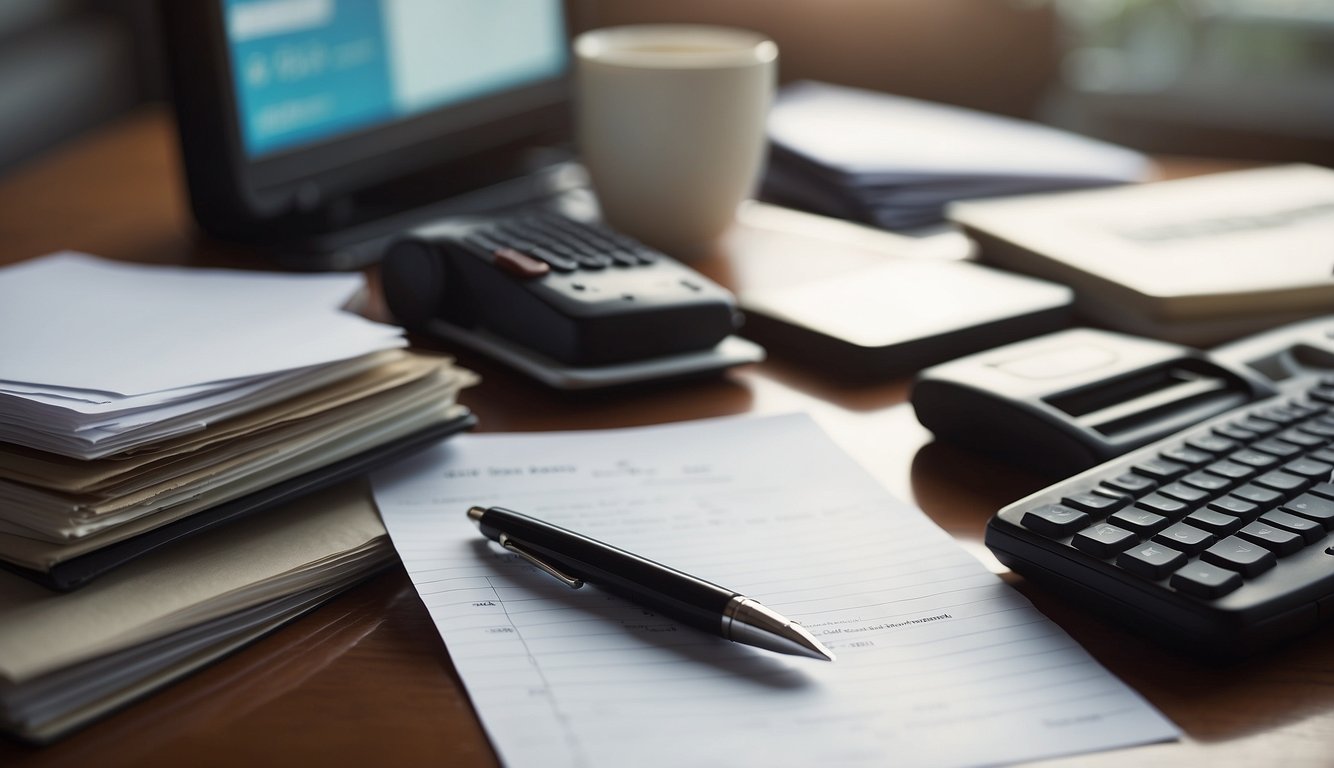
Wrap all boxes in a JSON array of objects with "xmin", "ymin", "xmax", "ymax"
[{"xmin": 468, "ymin": 506, "xmax": 835, "ymax": 661}]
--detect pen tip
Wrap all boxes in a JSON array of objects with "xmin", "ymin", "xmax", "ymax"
[{"xmin": 467, "ymin": 506, "xmax": 487, "ymax": 525}]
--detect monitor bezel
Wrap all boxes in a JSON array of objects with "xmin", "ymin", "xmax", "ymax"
[{"xmin": 163, "ymin": 0, "xmax": 572, "ymax": 241}]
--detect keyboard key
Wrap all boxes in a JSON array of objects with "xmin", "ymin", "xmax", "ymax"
[
  {"xmin": 1296, "ymin": 420, "xmax": 1334, "ymax": 440},
  {"xmin": 1020, "ymin": 504, "xmax": 1090, "ymax": 537},
  {"xmin": 1277, "ymin": 428, "xmax": 1326, "ymax": 449},
  {"xmin": 1160, "ymin": 445, "xmax": 1213, "ymax": 468},
  {"xmin": 1207, "ymin": 495, "xmax": 1260, "ymax": 521},
  {"xmin": 1235, "ymin": 416, "xmax": 1280, "ymax": 436},
  {"xmin": 1283, "ymin": 493, "xmax": 1334, "ymax": 530},
  {"xmin": 1101, "ymin": 473, "xmax": 1157, "ymax": 497},
  {"xmin": 1200, "ymin": 536, "xmax": 1276, "ymax": 578},
  {"xmin": 1181, "ymin": 471, "xmax": 1233, "ymax": 494},
  {"xmin": 1157, "ymin": 482, "xmax": 1211, "ymax": 505},
  {"xmin": 1259, "ymin": 510, "xmax": 1325, "ymax": 543},
  {"xmin": 1281, "ymin": 457, "xmax": 1333, "ymax": 479},
  {"xmin": 1170, "ymin": 562, "xmax": 1243, "ymax": 598},
  {"xmin": 1072, "ymin": 523, "xmax": 1138, "ymax": 558},
  {"xmin": 1253, "ymin": 470, "xmax": 1310, "ymax": 495},
  {"xmin": 1204, "ymin": 460, "xmax": 1258, "ymax": 482},
  {"xmin": 1132, "ymin": 458, "xmax": 1188, "ymax": 481},
  {"xmin": 1251, "ymin": 438, "xmax": 1303, "ymax": 459},
  {"xmin": 1184, "ymin": 508, "xmax": 1243, "ymax": 535},
  {"xmin": 1117, "ymin": 542, "xmax": 1186, "ymax": 580},
  {"xmin": 1185, "ymin": 433, "xmax": 1238, "ymax": 454},
  {"xmin": 1237, "ymin": 521, "xmax": 1304, "ymax": 556},
  {"xmin": 1152, "ymin": 522, "xmax": 1216, "ymax": 554},
  {"xmin": 1214, "ymin": 423, "xmax": 1258, "ymax": 442},
  {"xmin": 1060, "ymin": 491, "xmax": 1128, "ymax": 517},
  {"xmin": 1229, "ymin": 484, "xmax": 1283, "ymax": 511},
  {"xmin": 1135, "ymin": 493, "xmax": 1188, "ymax": 518},
  {"xmin": 1310, "ymin": 482, "xmax": 1334, "ymax": 501},
  {"xmin": 1255, "ymin": 404, "xmax": 1312, "ymax": 426},
  {"xmin": 1308, "ymin": 447, "xmax": 1334, "ymax": 465},
  {"xmin": 1227, "ymin": 449, "xmax": 1280, "ymax": 470},
  {"xmin": 1109, "ymin": 508, "xmax": 1170, "ymax": 536}
]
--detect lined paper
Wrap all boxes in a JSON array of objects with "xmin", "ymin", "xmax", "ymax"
[{"xmin": 371, "ymin": 414, "xmax": 1177, "ymax": 767}]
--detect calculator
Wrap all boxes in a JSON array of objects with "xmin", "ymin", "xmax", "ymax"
[
  {"xmin": 381, "ymin": 213, "xmax": 740, "ymax": 367},
  {"xmin": 986, "ymin": 373, "xmax": 1334, "ymax": 656}
]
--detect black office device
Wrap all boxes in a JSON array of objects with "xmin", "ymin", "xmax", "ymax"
[
  {"xmin": 987, "ymin": 375, "xmax": 1334, "ymax": 656},
  {"xmin": 161, "ymin": 0, "xmax": 576, "ymax": 269},
  {"xmin": 381, "ymin": 213, "xmax": 741, "ymax": 367},
  {"xmin": 976, "ymin": 318, "xmax": 1334, "ymax": 655},
  {"xmin": 912, "ymin": 328, "xmax": 1276, "ymax": 476}
]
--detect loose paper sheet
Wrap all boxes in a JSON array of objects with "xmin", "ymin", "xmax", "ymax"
[{"xmin": 371, "ymin": 414, "xmax": 1178, "ymax": 768}]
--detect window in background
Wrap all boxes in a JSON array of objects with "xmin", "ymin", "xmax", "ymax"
[{"xmin": 1047, "ymin": 0, "xmax": 1334, "ymax": 161}]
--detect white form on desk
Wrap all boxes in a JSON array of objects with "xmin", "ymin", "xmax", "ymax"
[{"xmin": 371, "ymin": 414, "xmax": 1177, "ymax": 767}]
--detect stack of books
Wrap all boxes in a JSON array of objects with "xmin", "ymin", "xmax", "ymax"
[
  {"xmin": 763, "ymin": 81, "xmax": 1150, "ymax": 230},
  {"xmin": 0, "ymin": 253, "xmax": 475, "ymax": 739}
]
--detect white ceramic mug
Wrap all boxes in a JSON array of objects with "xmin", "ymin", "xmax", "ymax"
[{"xmin": 574, "ymin": 25, "xmax": 777, "ymax": 257}]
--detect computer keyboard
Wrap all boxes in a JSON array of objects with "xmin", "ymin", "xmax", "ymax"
[{"xmin": 986, "ymin": 373, "xmax": 1334, "ymax": 656}]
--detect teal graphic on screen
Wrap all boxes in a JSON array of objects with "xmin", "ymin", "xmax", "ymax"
[{"xmin": 224, "ymin": 0, "xmax": 567, "ymax": 158}]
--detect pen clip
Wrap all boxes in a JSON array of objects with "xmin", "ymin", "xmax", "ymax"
[{"xmin": 499, "ymin": 534, "xmax": 584, "ymax": 589}]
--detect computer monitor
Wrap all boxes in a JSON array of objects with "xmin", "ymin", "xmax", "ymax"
[{"xmin": 163, "ymin": 0, "xmax": 574, "ymax": 268}]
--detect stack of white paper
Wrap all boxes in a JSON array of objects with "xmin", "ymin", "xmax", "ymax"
[
  {"xmin": 0, "ymin": 252, "xmax": 406, "ymax": 459},
  {"xmin": 764, "ymin": 81, "xmax": 1150, "ymax": 230},
  {"xmin": 0, "ymin": 253, "xmax": 474, "ymax": 581}
]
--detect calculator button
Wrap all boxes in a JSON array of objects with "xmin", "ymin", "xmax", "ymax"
[
  {"xmin": 1253, "ymin": 471, "xmax": 1311, "ymax": 495},
  {"xmin": 525, "ymin": 247, "xmax": 579, "ymax": 272},
  {"xmin": 1101, "ymin": 473, "xmax": 1157, "ymax": 497},
  {"xmin": 1281, "ymin": 457, "xmax": 1334, "ymax": 479},
  {"xmin": 1152, "ymin": 522, "xmax": 1216, "ymax": 555},
  {"xmin": 1251, "ymin": 438, "xmax": 1303, "ymax": 459},
  {"xmin": 1020, "ymin": 504, "xmax": 1090, "ymax": 537},
  {"xmin": 1276, "ymin": 428, "xmax": 1326, "ymax": 449},
  {"xmin": 1207, "ymin": 495, "xmax": 1260, "ymax": 522},
  {"xmin": 1297, "ymin": 420, "xmax": 1334, "ymax": 439},
  {"xmin": 1060, "ymin": 491, "xmax": 1128, "ymax": 517},
  {"xmin": 1184, "ymin": 508, "xmax": 1243, "ymax": 535},
  {"xmin": 629, "ymin": 247, "xmax": 660, "ymax": 265},
  {"xmin": 1186, "ymin": 434, "xmax": 1239, "ymax": 454},
  {"xmin": 1227, "ymin": 449, "xmax": 1280, "ymax": 470},
  {"xmin": 1132, "ymin": 458, "xmax": 1188, "ymax": 481},
  {"xmin": 1170, "ymin": 562, "xmax": 1243, "ymax": 598},
  {"xmin": 1181, "ymin": 471, "xmax": 1233, "ymax": 494},
  {"xmin": 1259, "ymin": 510, "xmax": 1325, "ymax": 543},
  {"xmin": 1204, "ymin": 460, "xmax": 1258, "ymax": 482},
  {"xmin": 1214, "ymin": 423, "xmax": 1258, "ymax": 442},
  {"xmin": 1160, "ymin": 445, "xmax": 1213, "ymax": 467},
  {"xmin": 1283, "ymin": 493, "xmax": 1334, "ymax": 530},
  {"xmin": 1229, "ymin": 484, "xmax": 1283, "ymax": 511},
  {"xmin": 1157, "ymin": 482, "xmax": 1210, "ymax": 505},
  {"xmin": 1072, "ymin": 523, "xmax": 1138, "ymax": 558},
  {"xmin": 570, "ymin": 253, "xmax": 612, "ymax": 270},
  {"xmin": 491, "ymin": 247, "xmax": 551, "ymax": 279},
  {"xmin": 1117, "ymin": 543, "xmax": 1186, "ymax": 580},
  {"xmin": 1237, "ymin": 521, "xmax": 1304, "ymax": 556},
  {"xmin": 1109, "ymin": 508, "xmax": 1170, "ymax": 536},
  {"xmin": 607, "ymin": 250, "xmax": 639, "ymax": 267},
  {"xmin": 1200, "ymin": 536, "xmax": 1277, "ymax": 578},
  {"xmin": 1135, "ymin": 494, "xmax": 1188, "ymax": 519}
]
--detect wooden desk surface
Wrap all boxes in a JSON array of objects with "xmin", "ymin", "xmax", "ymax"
[{"xmin": 1, "ymin": 109, "xmax": 1330, "ymax": 767}]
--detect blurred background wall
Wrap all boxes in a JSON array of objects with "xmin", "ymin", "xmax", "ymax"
[{"xmin": 0, "ymin": 0, "xmax": 1329, "ymax": 176}]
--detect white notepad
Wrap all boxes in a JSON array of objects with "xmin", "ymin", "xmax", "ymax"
[{"xmin": 371, "ymin": 414, "xmax": 1178, "ymax": 767}]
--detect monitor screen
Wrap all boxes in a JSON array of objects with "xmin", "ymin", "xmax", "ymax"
[{"xmin": 222, "ymin": 0, "xmax": 568, "ymax": 158}]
